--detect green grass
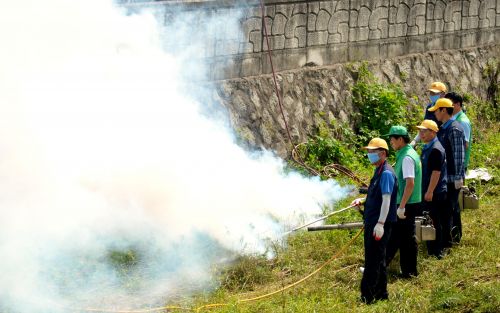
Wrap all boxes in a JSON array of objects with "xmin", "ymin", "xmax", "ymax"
[
  {"xmin": 189, "ymin": 196, "xmax": 498, "ymax": 312},
  {"xmin": 186, "ymin": 124, "xmax": 500, "ymax": 313}
]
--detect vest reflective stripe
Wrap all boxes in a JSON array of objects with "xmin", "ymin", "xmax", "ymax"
[
  {"xmin": 395, "ymin": 145, "xmax": 422, "ymax": 204},
  {"xmin": 364, "ymin": 161, "xmax": 398, "ymax": 224},
  {"xmin": 455, "ymin": 111, "xmax": 472, "ymax": 168},
  {"xmin": 421, "ymin": 139, "xmax": 447, "ymax": 195}
]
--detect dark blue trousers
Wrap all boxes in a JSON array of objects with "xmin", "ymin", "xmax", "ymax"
[
  {"xmin": 386, "ymin": 203, "xmax": 420, "ymax": 277},
  {"xmin": 424, "ymin": 195, "xmax": 449, "ymax": 258},
  {"xmin": 447, "ymin": 183, "xmax": 462, "ymax": 245},
  {"xmin": 361, "ymin": 222, "xmax": 392, "ymax": 304}
]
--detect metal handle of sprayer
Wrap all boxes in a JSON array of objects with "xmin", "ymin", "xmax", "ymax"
[{"xmin": 284, "ymin": 204, "xmax": 360, "ymax": 235}]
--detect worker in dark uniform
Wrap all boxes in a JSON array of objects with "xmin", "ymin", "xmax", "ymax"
[
  {"xmin": 351, "ymin": 138, "xmax": 398, "ymax": 304},
  {"xmin": 417, "ymin": 120, "xmax": 449, "ymax": 258}
]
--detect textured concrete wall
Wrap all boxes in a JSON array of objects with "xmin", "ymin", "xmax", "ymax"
[{"xmin": 122, "ymin": 0, "xmax": 500, "ymax": 79}]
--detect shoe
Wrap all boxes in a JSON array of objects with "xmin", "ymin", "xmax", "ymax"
[
  {"xmin": 359, "ymin": 267, "xmax": 365, "ymax": 274},
  {"xmin": 361, "ymin": 294, "xmax": 387, "ymax": 305},
  {"xmin": 398, "ymin": 272, "xmax": 418, "ymax": 279},
  {"xmin": 435, "ymin": 253, "xmax": 443, "ymax": 260}
]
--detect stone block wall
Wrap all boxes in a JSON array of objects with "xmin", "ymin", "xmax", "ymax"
[
  {"xmin": 121, "ymin": 0, "xmax": 500, "ymax": 80},
  {"xmin": 122, "ymin": 0, "xmax": 500, "ymax": 80}
]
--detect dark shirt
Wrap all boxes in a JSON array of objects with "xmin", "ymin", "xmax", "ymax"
[
  {"xmin": 428, "ymin": 149, "xmax": 442, "ymax": 172},
  {"xmin": 364, "ymin": 161, "xmax": 398, "ymax": 225},
  {"xmin": 421, "ymin": 137, "xmax": 447, "ymax": 197}
]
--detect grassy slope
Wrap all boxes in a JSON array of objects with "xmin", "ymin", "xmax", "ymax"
[{"xmin": 191, "ymin": 129, "xmax": 499, "ymax": 312}]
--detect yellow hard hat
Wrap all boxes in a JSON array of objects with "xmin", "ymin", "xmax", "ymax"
[
  {"xmin": 416, "ymin": 120, "xmax": 439, "ymax": 132},
  {"xmin": 428, "ymin": 98, "xmax": 454, "ymax": 112},
  {"xmin": 428, "ymin": 81, "xmax": 447, "ymax": 93},
  {"xmin": 364, "ymin": 137, "xmax": 389, "ymax": 150}
]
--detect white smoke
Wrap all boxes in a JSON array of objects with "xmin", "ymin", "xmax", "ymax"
[{"xmin": 0, "ymin": 0, "xmax": 351, "ymax": 311}]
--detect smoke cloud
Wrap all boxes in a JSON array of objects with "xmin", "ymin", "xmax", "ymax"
[{"xmin": 0, "ymin": 0, "xmax": 351, "ymax": 311}]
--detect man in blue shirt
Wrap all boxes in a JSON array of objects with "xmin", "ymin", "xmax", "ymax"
[{"xmin": 352, "ymin": 138, "xmax": 398, "ymax": 304}]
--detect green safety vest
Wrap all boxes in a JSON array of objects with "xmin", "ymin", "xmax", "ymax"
[
  {"xmin": 455, "ymin": 111, "xmax": 472, "ymax": 168},
  {"xmin": 395, "ymin": 144, "xmax": 422, "ymax": 205}
]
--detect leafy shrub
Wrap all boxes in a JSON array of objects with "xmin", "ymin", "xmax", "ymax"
[
  {"xmin": 464, "ymin": 93, "xmax": 499, "ymax": 127},
  {"xmin": 351, "ymin": 63, "xmax": 420, "ymax": 143},
  {"xmin": 298, "ymin": 117, "xmax": 358, "ymax": 172},
  {"xmin": 298, "ymin": 63, "xmax": 421, "ymax": 174}
]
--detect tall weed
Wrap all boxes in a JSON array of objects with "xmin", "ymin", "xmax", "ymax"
[{"xmin": 351, "ymin": 63, "xmax": 421, "ymax": 143}]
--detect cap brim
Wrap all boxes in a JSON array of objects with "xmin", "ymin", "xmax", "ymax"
[
  {"xmin": 427, "ymin": 105, "xmax": 439, "ymax": 112},
  {"xmin": 428, "ymin": 88, "xmax": 442, "ymax": 93},
  {"xmin": 417, "ymin": 125, "xmax": 438, "ymax": 131},
  {"xmin": 384, "ymin": 132, "xmax": 408, "ymax": 137},
  {"xmin": 364, "ymin": 146, "xmax": 388, "ymax": 150}
]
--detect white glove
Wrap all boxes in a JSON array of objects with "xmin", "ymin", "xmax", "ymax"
[
  {"xmin": 351, "ymin": 197, "xmax": 366, "ymax": 207},
  {"xmin": 410, "ymin": 140, "xmax": 417, "ymax": 148},
  {"xmin": 397, "ymin": 207, "xmax": 406, "ymax": 219},
  {"xmin": 373, "ymin": 223, "xmax": 384, "ymax": 241},
  {"xmin": 454, "ymin": 179, "xmax": 464, "ymax": 190}
]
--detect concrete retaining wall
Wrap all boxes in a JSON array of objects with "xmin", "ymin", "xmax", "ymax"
[{"xmin": 120, "ymin": 0, "xmax": 500, "ymax": 80}]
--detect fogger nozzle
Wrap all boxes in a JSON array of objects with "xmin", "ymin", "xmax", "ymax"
[{"xmin": 307, "ymin": 222, "xmax": 364, "ymax": 232}]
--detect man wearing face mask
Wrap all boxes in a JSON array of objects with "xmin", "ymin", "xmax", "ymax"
[
  {"xmin": 410, "ymin": 81, "xmax": 447, "ymax": 147},
  {"xmin": 351, "ymin": 138, "xmax": 398, "ymax": 304}
]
